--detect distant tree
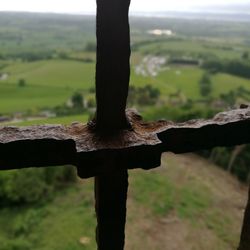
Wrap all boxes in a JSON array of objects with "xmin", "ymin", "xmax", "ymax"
[
  {"xmin": 82, "ymin": 57, "xmax": 94, "ymax": 63},
  {"xmin": 202, "ymin": 60, "xmax": 223, "ymax": 74},
  {"xmin": 202, "ymin": 58, "xmax": 250, "ymax": 79},
  {"xmin": 225, "ymin": 60, "xmax": 250, "ymax": 78},
  {"xmin": 88, "ymin": 87, "xmax": 96, "ymax": 93},
  {"xmin": 85, "ymin": 42, "xmax": 96, "ymax": 52},
  {"xmin": 220, "ymin": 91, "xmax": 236, "ymax": 106},
  {"xmin": 86, "ymin": 96, "xmax": 96, "ymax": 108},
  {"xmin": 199, "ymin": 72, "xmax": 212, "ymax": 97},
  {"xmin": 57, "ymin": 51, "xmax": 69, "ymax": 60},
  {"xmin": 242, "ymin": 51, "xmax": 249, "ymax": 60},
  {"xmin": 71, "ymin": 92, "xmax": 84, "ymax": 109},
  {"xmin": 18, "ymin": 79, "xmax": 26, "ymax": 87},
  {"xmin": 128, "ymin": 85, "xmax": 160, "ymax": 106},
  {"xmin": 145, "ymin": 85, "xmax": 160, "ymax": 99}
]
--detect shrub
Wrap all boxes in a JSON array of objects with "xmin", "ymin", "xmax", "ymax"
[
  {"xmin": 17, "ymin": 79, "xmax": 26, "ymax": 87},
  {"xmin": 1, "ymin": 238, "xmax": 32, "ymax": 250},
  {"xmin": 128, "ymin": 84, "xmax": 160, "ymax": 106},
  {"xmin": 71, "ymin": 92, "xmax": 84, "ymax": 109},
  {"xmin": 0, "ymin": 166, "xmax": 76, "ymax": 205},
  {"xmin": 85, "ymin": 42, "xmax": 96, "ymax": 52},
  {"xmin": 199, "ymin": 72, "xmax": 212, "ymax": 97}
]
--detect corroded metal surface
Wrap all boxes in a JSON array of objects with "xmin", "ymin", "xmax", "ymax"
[
  {"xmin": 1, "ymin": 107, "xmax": 250, "ymax": 177},
  {"xmin": 238, "ymin": 186, "xmax": 250, "ymax": 250},
  {"xmin": 157, "ymin": 107, "xmax": 250, "ymax": 153},
  {"xmin": 95, "ymin": 0, "xmax": 131, "ymax": 131}
]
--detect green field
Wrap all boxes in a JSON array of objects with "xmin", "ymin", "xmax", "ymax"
[
  {"xmin": 2, "ymin": 114, "xmax": 88, "ymax": 126},
  {"xmin": 0, "ymin": 13, "xmax": 250, "ymax": 116},
  {"xmin": 0, "ymin": 83, "xmax": 71, "ymax": 113},
  {"xmin": 0, "ymin": 154, "xmax": 245, "ymax": 250},
  {"xmin": 0, "ymin": 60, "xmax": 95, "ymax": 113},
  {"xmin": 1, "ymin": 60, "xmax": 250, "ymax": 114},
  {"xmin": 3, "ymin": 60, "xmax": 95, "ymax": 88},
  {"xmin": 137, "ymin": 39, "xmax": 249, "ymax": 60},
  {"xmin": 1, "ymin": 12, "xmax": 250, "ymax": 250},
  {"xmin": 0, "ymin": 12, "xmax": 95, "ymax": 55}
]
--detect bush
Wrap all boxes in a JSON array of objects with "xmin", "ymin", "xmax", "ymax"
[
  {"xmin": 71, "ymin": 92, "xmax": 84, "ymax": 109},
  {"xmin": 144, "ymin": 104, "xmax": 219, "ymax": 122},
  {"xmin": 85, "ymin": 42, "xmax": 96, "ymax": 52},
  {"xmin": 0, "ymin": 166, "xmax": 76, "ymax": 205},
  {"xmin": 13, "ymin": 209, "xmax": 46, "ymax": 236},
  {"xmin": 219, "ymin": 87, "xmax": 250, "ymax": 106},
  {"xmin": 17, "ymin": 79, "xmax": 26, "ymax": 87},
  {"xmin": 0, "ymin": 169, "xmax": 49, "ymax": 204},
  {"xmin": 242, "ymin": 51, "xmax": 249, "ymax": 60},
  {"xmin": 199, "ymin": 72, "xmax": 212, "ymax": 97},
  {"xmin": 1, "ymin": 238, "xmax": 32, "ymax": 250},
  {"xmin": 128, "ymin": 84, "xmax": 160, "ymax": 106}
]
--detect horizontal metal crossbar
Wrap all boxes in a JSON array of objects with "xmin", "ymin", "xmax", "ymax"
[{"xmin": 1, "ymin": 107, "xmax": 250, "ymax": 178}]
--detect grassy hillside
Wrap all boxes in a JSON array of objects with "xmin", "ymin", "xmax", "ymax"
[
  {"xmin": 3, "ymin": 60, "xmax": 95, "ymax": 88},
  {"xmin": 137, "ymin": 39, "xmax": 247, "ymax": 60},
  {"xmin": 0, "ymin": 153, "xmax": 247, "ymax": 250},
  {"xmin": 0, "ymin": 12, "xmax": 95, "ymax": 55},
  {"xmin": 2, "ymin": 114, "xmax": 88, "ymax": 126},
  {"xmin": 1, "ymin": 13, "xmax": 250, "ymax": 115},
  {"xmin": 0, "ymin": 83, "xmax": 71, "ymax": 113},
  {"xmin": 0, "ymin": 12, "xmax": 250, "ymax": 250},
  {"xmin": 0, "ymin": 60, "xmax": 95, "ymax": 113},
  {"xmin": 2, "ymin": 59, "xmax": 250, "ymax": 114}
]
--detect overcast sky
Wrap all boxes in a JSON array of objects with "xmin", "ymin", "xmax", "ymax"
[{"xmin": 0, "ymin": 0, "xmax": 249, "ymax": 13}]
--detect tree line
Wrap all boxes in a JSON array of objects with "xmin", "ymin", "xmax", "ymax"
[{"xmin": 202, "ymin": 55, "xmax": 250, "ymax": 79}]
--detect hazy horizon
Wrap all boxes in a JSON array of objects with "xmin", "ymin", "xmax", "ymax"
[{"xmin": 0, "ymin": 0, "xmax": 250, "ymax": 14}]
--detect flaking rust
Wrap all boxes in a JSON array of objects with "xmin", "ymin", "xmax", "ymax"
[{"xmin": 0, "ymin": 107, "xmax": 250, "ymax": 177}]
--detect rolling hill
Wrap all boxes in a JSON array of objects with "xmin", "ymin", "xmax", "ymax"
[{"xmin": 0, "ymin": 153, "xmax": 247, "ymax": 250}]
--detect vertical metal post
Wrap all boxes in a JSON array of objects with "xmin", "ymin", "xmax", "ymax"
[
  {"xmin": 95, "ymin": 0, "xmax": 131, "ymax": 131},
  {"xmin": 95, "ymin": 170, "xmax": 128, "ymax": 250},
  {"xmin": 94, "ymin": 0, "xmax": 131, "ymax": 249},
  {"xmin": 238, "ymin": 185, "xmax": 250, "ymax": 250}
]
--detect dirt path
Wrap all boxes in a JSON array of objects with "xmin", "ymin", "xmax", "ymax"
[{"xmin": 125, "ymin": 153, "xmax": 248, "ymax": 250}]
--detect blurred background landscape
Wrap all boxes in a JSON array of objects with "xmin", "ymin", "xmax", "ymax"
[{"xmin": 0, "ymin": 1, "xmax": 250, "ymax": 249}]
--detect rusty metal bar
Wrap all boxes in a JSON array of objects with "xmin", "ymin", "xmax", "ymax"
[
  {"xmin": 1, "ymin": 108, "xmax": 250, "ymax": 175},
  {"xmin": 0, "ymin": 0, "xmax": 250, "ymax": 248},
  {"xmin": 238, "ymin": 186, "xmax": 250, "ymax": 250},
  {"xmin": 95, "ymin": 170, "xmax": 128, "ymax": 250},
  {"xmin": 94, "ymin": 0, "xmax": 131, "ymax": 249},
  {"xmin": 95, "ymin": 0, "xmax": 131, "ymax": 131}
]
